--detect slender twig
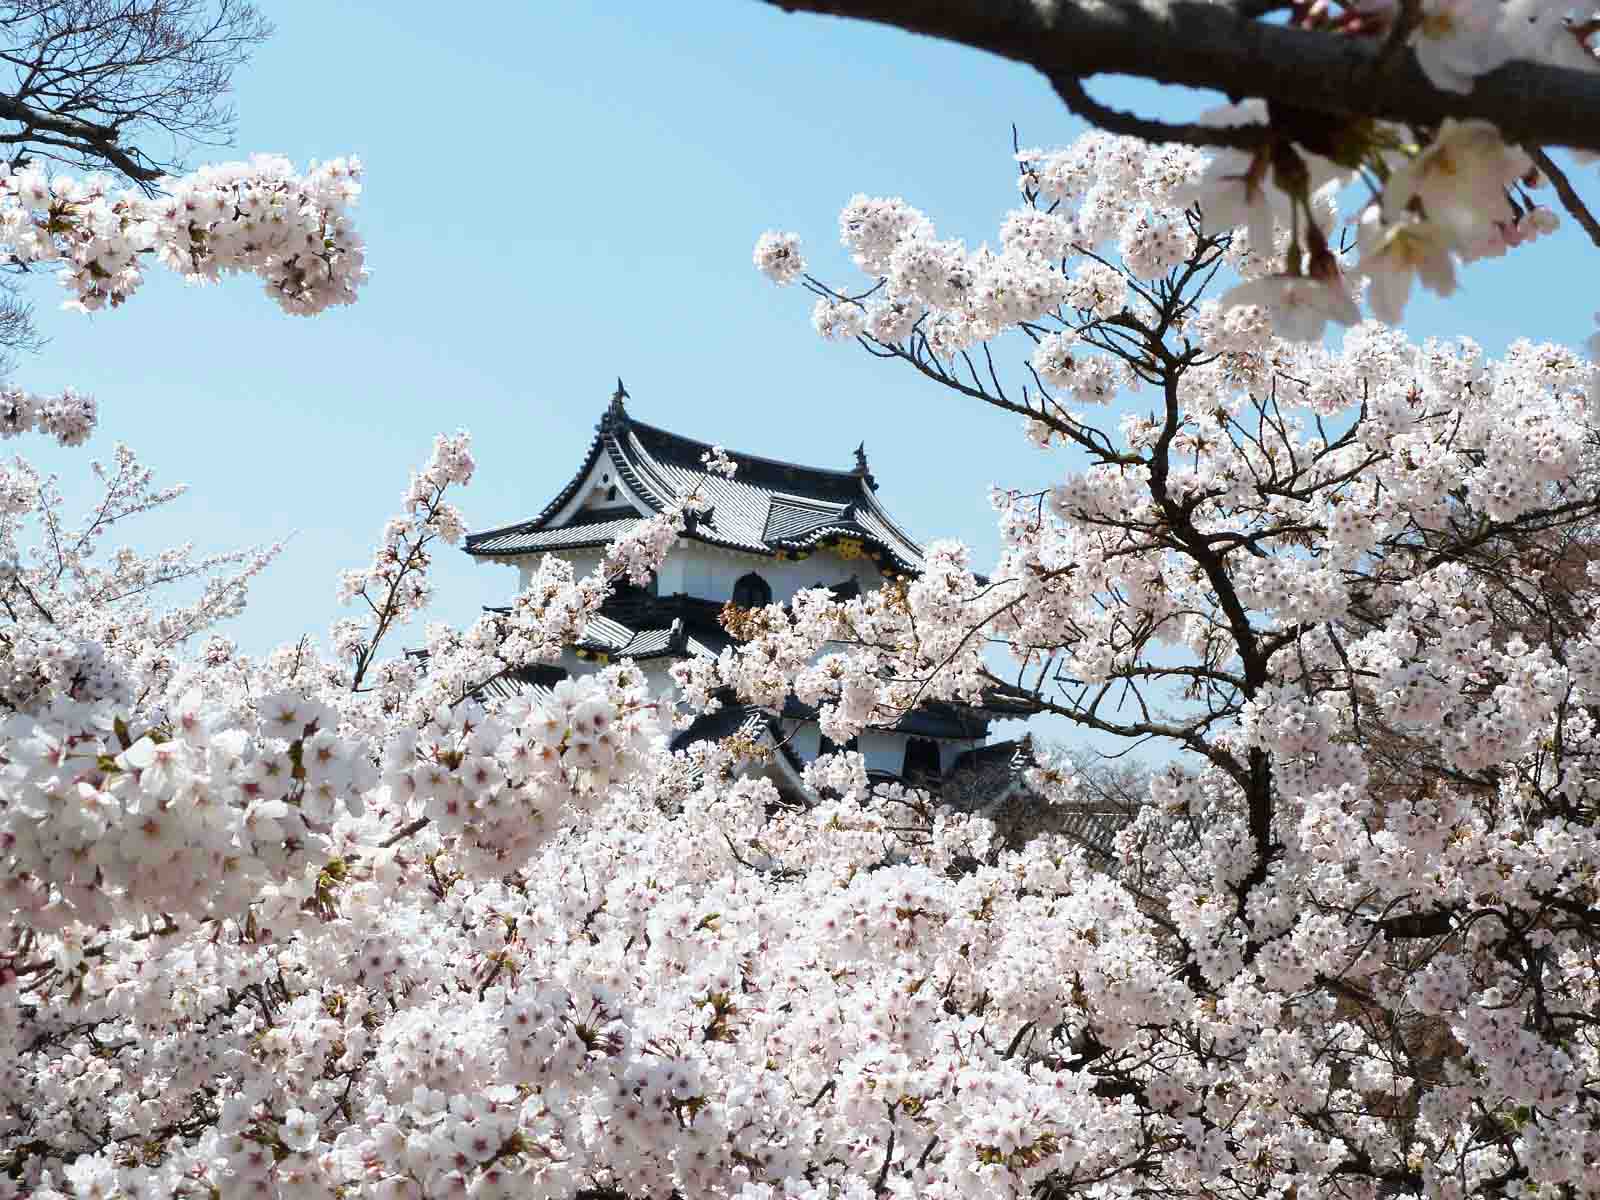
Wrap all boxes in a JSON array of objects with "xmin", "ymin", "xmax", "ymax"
[
  {"xmin": 1048, "ymin": 74, "xmax": 1270, "ymax": 151},
  {"xmin": 1527, "ymin": 145, "xmax": 1600, "ymax": 250},
  {"xmin": 380, "ymin": 816, "xmax": 430, "ymax": 849}
]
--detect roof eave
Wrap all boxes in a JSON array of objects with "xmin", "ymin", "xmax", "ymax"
[{"xmin": 463, "ymin": 537, "xmax": 619, "ymax": 559}]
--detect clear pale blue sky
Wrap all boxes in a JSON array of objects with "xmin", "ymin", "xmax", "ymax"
[{"xmin": 16, "ymin": 2, "xmax": 1595, "ymax": 665}]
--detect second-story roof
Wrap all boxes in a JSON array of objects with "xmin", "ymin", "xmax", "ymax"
[{"xmin": 465, "ymin": 384, "xmax": 926, "ymax": 574}]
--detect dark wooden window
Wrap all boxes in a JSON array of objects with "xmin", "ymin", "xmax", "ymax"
[
  {"xmin": 903, "ymin": 737, "xmax": 941, "ymax": 779},
  {"xmin": 732, "ymin": 571, "xmax": 772, "ymax": 607}
]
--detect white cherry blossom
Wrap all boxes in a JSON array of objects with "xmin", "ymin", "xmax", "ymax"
[{"xmin": 1356, "ymin": 205, "xmax": 1460, "ymax": 324}]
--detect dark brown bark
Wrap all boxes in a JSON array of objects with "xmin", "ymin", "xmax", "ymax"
[
  {"xmin": 0, "ymin": 1, "xmax": 271, "ymax": 185},
  {"xmin": 758, "ymin": 0, "xmax": 1600, "ymax": 156}
]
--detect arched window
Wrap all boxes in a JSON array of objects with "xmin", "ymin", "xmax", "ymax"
[
  {"xmin": 903, "ymin": 737, "xmax": 941, "ymax": 779},
  {"xmin": 732, "ymin": 571, "xmax": 772, "ymax": 608}
]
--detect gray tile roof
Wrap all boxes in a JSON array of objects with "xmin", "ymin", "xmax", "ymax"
[
  {"xmin": 571, "ymin": 606, "xmax": 735, "ymax": 662},
  {"xmin": 465, "ymin": 394, "xmax": 926, "ymax": 574},
  {"xmin": 473, "ymin": 664, "xmax": 563, "ymax": 705},
  {"xmin": 764, "ymin": 497, "xmax": 842, "ymax": 541},
  {"xmin": 1052, "ymin": 807, "xmax": 1135, "ymax": 860},
  {"xmin": 481, "ymin": 593, "xmax": 746, "ymax": 666},
  {"xmin": 943, "ymin": 738, "xmax": 1138, "ymax": 862},
  {"xmin": 470, "ymin": 512, "xmax": 641, "ymax": 555},
  {"xmin": 668, "ymin": 704, "xmax": 772, "ymax": 751}
]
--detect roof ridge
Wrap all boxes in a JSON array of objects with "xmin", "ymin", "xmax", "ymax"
[
  {"xmin": 853, "ymin": 484, "xmax": 924, "ymax": 558},
  {"xmin": 463, "ymin": 420, "xmax": 608, "ymax": 548},
  {"xmin": 625, "ymin": 415, "xmax": 869, "ymax": 483},
  {"xmin": 607, "ymin": 426, "xmax": 675, "ymax": 513}
]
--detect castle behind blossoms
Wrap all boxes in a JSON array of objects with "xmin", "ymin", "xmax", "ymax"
[{"xmin": 463, "ymin": 383, "xmax": 1129, "ymax": 856}]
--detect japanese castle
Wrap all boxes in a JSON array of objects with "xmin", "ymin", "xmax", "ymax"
[{"xmin": 463, "ymin": 384, "xmax": 1040, "ymax": 802}]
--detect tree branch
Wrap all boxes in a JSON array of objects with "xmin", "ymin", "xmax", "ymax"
[
  {"xmin": 1375, "ymin": 908, "xmax": 1457, "ymax": 939},
  {"xmin": 0, "ymin": 1, "xmax": 272, "ymax": 189},
  {"xmin": 758, "ymin": 0, "xmax": 1600, "ymax": 155},
  {"xmin": 0, "ymin": 94, "xmax": 161, "ymax": 180}
]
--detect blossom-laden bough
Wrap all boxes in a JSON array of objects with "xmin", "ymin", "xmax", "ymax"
[
  {"xmin": 760, "ymin": 0, "xmax": 1600, "ymax": 332},
  {"xmin": 0, "ymin": 155, "xmax": 367, "ymax": 317}
]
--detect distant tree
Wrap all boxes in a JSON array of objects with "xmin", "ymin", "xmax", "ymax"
[
  {"xmin": 0, "ymin": 0, "xmax": 270, "ymax": 183},
  {"xmin": 0, "ymin": 0, "xmax": 271, "ymax": 368}
]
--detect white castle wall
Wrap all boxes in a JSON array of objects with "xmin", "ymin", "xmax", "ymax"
[
  {"xmin": 659, "ymin": 546, "xmax": 882, "ymax": 604},
  {"xmin": 518, "ymin": 543, "xmax": 882, "ymax": 604}
]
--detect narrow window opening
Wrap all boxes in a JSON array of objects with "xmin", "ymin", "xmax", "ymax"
[
  {"xmin": 732, "ymin": 571, "xmax": 772, "ymax": 608},
  {"xmin": 903, "ymin": 737, "xmax": 941, "ymax": 780}
]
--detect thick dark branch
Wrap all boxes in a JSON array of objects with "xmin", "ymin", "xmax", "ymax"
[
  {"xmin": 759, "ymin": 0, "xmax": 1600, "ymax": 155},
  {"xmin": 0, "ymin": 93, "xmax": 160, "ymax": 180},
  {"xmin": 1375, "ymin": 908, "xmax": 1456, "ymax": 939}
]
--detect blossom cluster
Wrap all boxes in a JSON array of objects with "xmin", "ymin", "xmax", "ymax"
[
  {"xmin": 336, "ymin": 432, "xmax": 476, "ymax": 673},
  {"xmin": 1405, "ymin": 0, "xmax": 1597, "ymax": 94},
  {"xmin": 737, "ymin": 123, "xmax": 1600, "ymax": 1200},
  {"xmin": 0, "ymin": 155, "xmax": 366, "ymax": 316},
  {"xmin": 0, "ymin": 387, "xmax": 97, "ymax": 448},
  {"xmin": 0, "ymin": 443, "xmax": 281, "ymax": 714}
]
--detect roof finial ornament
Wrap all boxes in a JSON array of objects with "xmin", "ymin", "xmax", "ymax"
[
  {"xmin": 852, "ymin": 441, "xmax": 878, "ymax": 490},
  {"xmin": 600, "ymin": 378, "xmax": 629, "ymax": 431}
]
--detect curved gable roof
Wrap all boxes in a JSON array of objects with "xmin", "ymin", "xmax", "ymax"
[{"xmin": 465, "ymin": 390, "xmax": 925, "ymax": 573}]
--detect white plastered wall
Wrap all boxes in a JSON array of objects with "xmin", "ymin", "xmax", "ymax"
[
  {"xmin": 657, "ymin": 544, "xmax": 882, "ymax": 604},
  {"xmin": 515, "ymin": 543, "xmax": 884, "ymax": 604}
]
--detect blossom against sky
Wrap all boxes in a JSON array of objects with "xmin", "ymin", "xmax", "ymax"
[{"xmin": 14, "ymin": 1, "xmax": 1594, "ymax": 657}]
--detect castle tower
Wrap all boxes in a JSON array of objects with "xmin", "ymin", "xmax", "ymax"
[{"xmin": 465, "ymin": 386, "xmax": 1024, "ymax": 798}]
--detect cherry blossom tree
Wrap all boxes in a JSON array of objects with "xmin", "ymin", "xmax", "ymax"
[
  {"xmin": 730, "ymin": 125, "xmax": 1600, "ymax": 1200},
  {"xmin": 4, "ymin": 109, "xmax": 1600, "ymax": 1200}
]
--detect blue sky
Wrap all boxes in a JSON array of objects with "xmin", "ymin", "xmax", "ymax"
[{"xmin": 14, "ymin": 2, "xmax": 1595, "ymax": 681}]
